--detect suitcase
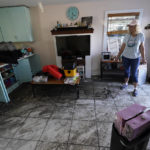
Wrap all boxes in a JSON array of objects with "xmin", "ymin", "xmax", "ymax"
[
  {"xmin": 122, "ymin": 110, "xmax": 150, "ymax": 141},
  {"xmin": 114, "ymin": 104, "xmax": 146, "ymax": 135}
]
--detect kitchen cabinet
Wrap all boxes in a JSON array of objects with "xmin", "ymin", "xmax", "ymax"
[
  {"xmin": 0, "ymin": 74, "xmax": 10, "ymax": 103},
  {"xmin": 13, "ymin": 54, "xmax": 41, "ymax": 84},
  {"xmin": 0, "ymin": 64, "xmax": 19, "ymax": 103},
  {"xmin": 0, "ymin": 27, "xmax": 4, "ymax": 42},
  {"xmin": 0, "ymin": 54, "xmax": 41, "ymax": 103},
  {"xmin": 0, "ymin": 6, "xmax": 33, "ymax": 42}
]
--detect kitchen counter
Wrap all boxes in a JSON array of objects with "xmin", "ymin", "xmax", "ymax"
[
  {"xmin": 0, "ymin": 54, "xmax": 35, "ymax": 68},
  {"xmin": 0, "ymin": 63, "xmax": 8, "ymax": 68}
]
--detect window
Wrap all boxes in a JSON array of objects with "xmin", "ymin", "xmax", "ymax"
[
  {"xmin": 107, "ymin": 12, "xmax": 140, "ymax": 35},
  {"xmin": 103, "ymin": 9, "xmax": 143, "ymax": 55}
]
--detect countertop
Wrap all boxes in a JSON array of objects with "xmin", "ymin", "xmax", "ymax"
[{"xmin": 0, "ymin": 54, "xmax": 35, "ymax": 68}]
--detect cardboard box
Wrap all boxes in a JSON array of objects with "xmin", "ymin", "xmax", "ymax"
[
  {"xmin": 114, "ymin": 104, "xmax": 146, "ymax": 135},
  {"xmin": 122, "ymin": 110, "xmax": 150, "ymax": 141}
]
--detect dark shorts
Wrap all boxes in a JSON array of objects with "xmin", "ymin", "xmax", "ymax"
[{"xmin": 122, "ymin": 56, "xmax": 140, "ymax": 83}]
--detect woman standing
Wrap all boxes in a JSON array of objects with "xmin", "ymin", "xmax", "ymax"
[{"xmin": 116, "ymin": 19, "xmax": 146, "ymax": 96}]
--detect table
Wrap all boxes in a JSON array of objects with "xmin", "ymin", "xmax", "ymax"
[
  {"xmin": 100, "ymin": 60, "xmax": 123, "ymax": 79},
  {"xmin": 31, "ymin": 77, "xmax": 80, "ymax": 99}
]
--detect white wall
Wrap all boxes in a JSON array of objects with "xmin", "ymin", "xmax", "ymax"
[{"xmin": 24, "ymin": 0, "xmax": 150, "ymax": 77}]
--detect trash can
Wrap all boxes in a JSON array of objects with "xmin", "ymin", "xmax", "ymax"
[{"xmin": 110, "ymin": 124, "xmax": 150, "ymax": 150}]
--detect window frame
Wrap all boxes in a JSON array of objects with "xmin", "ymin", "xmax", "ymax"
[{"xmin": 103, "ymin": 9, "xmax": 143, "ymax": 51}]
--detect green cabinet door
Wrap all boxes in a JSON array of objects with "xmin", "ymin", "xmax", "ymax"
[
  {"xmin": 0, "ymin": 8, "xmax": 16, "ymax": 42},
  {"xmin": 9, "ymin": 7, "xmax": 33, "ymax": 42},
  {"xmin": 13, "ymin": 54, "xmax": 41, "ymax": 84},
  {"xmin": 0, "ymin": 27, "xmax": 4, "ymax": 42},
  {"xmin": 0, "ymin": 74, "xmax": 10, "ymax": 103},
  {"xmin": 0, "ymin": 6, "xmax": 33, "ymax": 42},
  {"xmin": 28, "ymin": 55, "xmax": 41, "ymax": 75},
  {"xmin": 14, "ymin": 59, "xmax": 33, "ymax": 84}
]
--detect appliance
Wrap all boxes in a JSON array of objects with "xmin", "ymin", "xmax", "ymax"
[
  {"xmin": 101, "ymin": 52, "xmax": 111, "ymax": 61},
  {"xmin": 56, "ymin": 35, "xmax": 90, "ymax": 57}
]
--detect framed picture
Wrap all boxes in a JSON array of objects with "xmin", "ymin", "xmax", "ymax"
[{"xmin": 81, "ymin": 16, "xmax": 93, "ymax": 26}]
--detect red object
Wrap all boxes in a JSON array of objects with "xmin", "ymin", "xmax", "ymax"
[{"xmin": 42, "ymin": 65, "xmax": 62, "ymax": 79}]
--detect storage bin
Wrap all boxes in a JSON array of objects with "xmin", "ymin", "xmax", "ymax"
[{"xmin": 64, "ymin": 68, "xmax": 77, "ymax": 77}]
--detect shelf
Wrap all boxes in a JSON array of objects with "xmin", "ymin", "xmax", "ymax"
[
  {"xmin": 7, "ymin": 81, "xmax": 19, "ymax": 94},
  {"xmin": 51, "ymin": 28, "xmax": 94, "ymax": 35},
  {"xmin": 102, "ymin": 71, "xmax": 124, "ymax": 75},
  {"xmin": 1, "ymin": 67, "xmax": 12, "ymax": 73},
  {"xmin": 3, "ymin": 73, "xmax": 15, "ymax": 81}
]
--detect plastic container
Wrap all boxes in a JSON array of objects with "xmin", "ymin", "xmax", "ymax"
[
  {"xmin": 64, "ymin": 68, "xmax": 77, "ymax": 77},
  {"xmin": 110, "ymin": 124, "xmax": 150, "ymax": 150}
]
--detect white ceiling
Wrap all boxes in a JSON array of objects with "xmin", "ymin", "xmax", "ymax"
[{"xmin": 0, "ymin": 0, "xmax": 99, "ymax": 7}]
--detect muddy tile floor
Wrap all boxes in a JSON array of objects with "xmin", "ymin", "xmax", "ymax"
[{"xmin": 0, "ymin": 80, "xmax": 150, "ymax": 150}]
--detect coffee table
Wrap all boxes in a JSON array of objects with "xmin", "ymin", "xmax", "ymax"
[{"xmin": 31, "ymin": 77, "xmax": 80, "ymax": 99}]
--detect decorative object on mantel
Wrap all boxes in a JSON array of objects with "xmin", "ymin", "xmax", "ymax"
[
  {"xmin": 81, "ymin": 16, "xmax": 93, "ymax": 28},
  {"xmin": 51, "ymin": 16, "xmax": 94, "ymax": 35},
  {"xmin": 145, "ymin": 24, "xmax": 150, "ymax": 30}
]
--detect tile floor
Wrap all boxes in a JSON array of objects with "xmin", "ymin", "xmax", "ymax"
[{"xmin": 0, "ymin": 79, "xmax": 150, "ymax": 150}]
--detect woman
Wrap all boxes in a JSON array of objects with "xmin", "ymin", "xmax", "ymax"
[{"xmin": 115, "ymin": 19, "xmax": 146, "ymax": 96}]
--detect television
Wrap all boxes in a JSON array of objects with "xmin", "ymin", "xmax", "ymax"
[{"xmin": 56, "ymin": 35, "xmax": 90, "ymax": 57}]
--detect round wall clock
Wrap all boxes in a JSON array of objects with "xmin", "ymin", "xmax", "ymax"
[{"xmin": 66, "ymin": 7, "xmax": 79, "ymax": 21}]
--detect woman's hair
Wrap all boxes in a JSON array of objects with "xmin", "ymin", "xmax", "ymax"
[{"xmin": 128, "ymin": 25, "xmax": 141, "ymax": 34}]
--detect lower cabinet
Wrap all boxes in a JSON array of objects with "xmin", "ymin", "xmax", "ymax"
[
  {"xmin": 0, "ymin": 73, "xmax": 10, "ymax": 103},
  {"xmin": 0, "ymin": 54, "xmax": 41, "ymax": 103},
  {"xmin": 13, "ymin": 54, "xmax": 41, "ymax": 84}
]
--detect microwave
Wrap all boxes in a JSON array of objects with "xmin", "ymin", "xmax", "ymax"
[{"xmin": 101, "ymin": 52, "xmax": 111, "ymax": 61}]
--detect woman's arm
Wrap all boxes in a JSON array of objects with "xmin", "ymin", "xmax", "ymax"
[
  {"xmin": 139, "ymin": 42, "xmax": 147, "ymax": 64},
  {"xmin": 115, "ymin": 43, "xmax": 126, "ymax": 61}
]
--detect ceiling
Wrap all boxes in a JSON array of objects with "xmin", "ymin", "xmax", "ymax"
[{"xmin": 0, "ymin": 0, "xmax": 99, "ymax": 7}]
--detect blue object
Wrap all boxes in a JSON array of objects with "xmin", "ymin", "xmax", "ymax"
[
  {"xmin": 122, "ymin": 56, "xmax": 140, "ymax": 83},
  {"xmin": 132, "ymin": 89, "xmax": 138, "ymax": 97},
  {"xmin": 120, "ymin": 84, "xmax": 128, "ymax": 90},
  {"xmin": 66, "ymin": 7, "xmax": 79, "ymax": 21}
]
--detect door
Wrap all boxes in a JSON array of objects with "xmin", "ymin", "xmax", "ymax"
[
  {"xmin": 0, "ymin": 7, "xmax": 33, "ymax": 42},
  {"xmin": 14, "ymin": 59, "xmax": 32, "ymax": 84},
  {"xmin": 8, "ymin": 7, "xmax": 33, "ymax": 42},
  {"xmin": 29, "ymin": 55, "xmax": 41, "ymax": 75},
  {"xmin": 0, "ymin": 74, "xmax": 10, "ymax": 103},
  {"xmin": 0, "ymin": 8, "xmax": 16, "ymax": 42}
]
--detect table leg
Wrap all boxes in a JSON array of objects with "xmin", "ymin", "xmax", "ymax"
[
  {"xmin": 101, "ymin": 61, "xmax": 103, "ymax": 79},
  {"xmin": 76, "ymin": 85, "xmax": 79, "ymax": 99},
  {"xmin": 32, "ymin": 84, "xmax": 36, "ymax": 98}
]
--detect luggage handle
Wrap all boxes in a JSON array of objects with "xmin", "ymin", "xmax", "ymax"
[{"xmin": 120, "ymin": 140, "xmax": 128, "ymax": 147}]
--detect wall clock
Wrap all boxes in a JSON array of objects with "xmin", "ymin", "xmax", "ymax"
[{"xmin": 66, "ymin": 7, "xmax": 79, "ymax": 21}]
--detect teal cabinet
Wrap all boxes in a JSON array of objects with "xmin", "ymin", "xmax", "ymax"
[
  {"xmin": 0, "ymin": 74, "xmax": 10, "ymax": 103},
  {"xmin": 0, "ymin": 6, "xmax": 33, "ymax": 42},
  {"xmin": 0, "ymin": 67, "xmax": 11, "ymax": 103},
  {"xmin": 13, "ymin": 54, "xmax": 41, "ymax": 84},
  {"xmin": 0, "ymin": 27, "xmax": 4, "ymax": 42}
]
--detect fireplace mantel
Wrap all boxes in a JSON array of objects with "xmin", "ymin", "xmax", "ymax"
[
  {"xmin": 51, "ymin": 28, "xmax": 93, "ymax": 78},
  {"xmin": 51, "ymin": 28, "xmax": 94, "ymax": 35}
]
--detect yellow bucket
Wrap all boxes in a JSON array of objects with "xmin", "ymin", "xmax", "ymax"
[{"xmin": 64, "ymin": 68, "xmax": 77, "ymax": 77}]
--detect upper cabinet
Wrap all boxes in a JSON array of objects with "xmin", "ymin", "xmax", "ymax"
[
  {"xmin": 0, "ymin": 27, "xmax": 4, "ymax": 41},
  {"xmin": 0, "ymin": 6, "xmax": 34, "ymax": 42}
]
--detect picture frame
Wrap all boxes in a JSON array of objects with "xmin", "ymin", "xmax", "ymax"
[{"xmin": 81, "ymin": 16, "xmax": 93, "ymax": 27}]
